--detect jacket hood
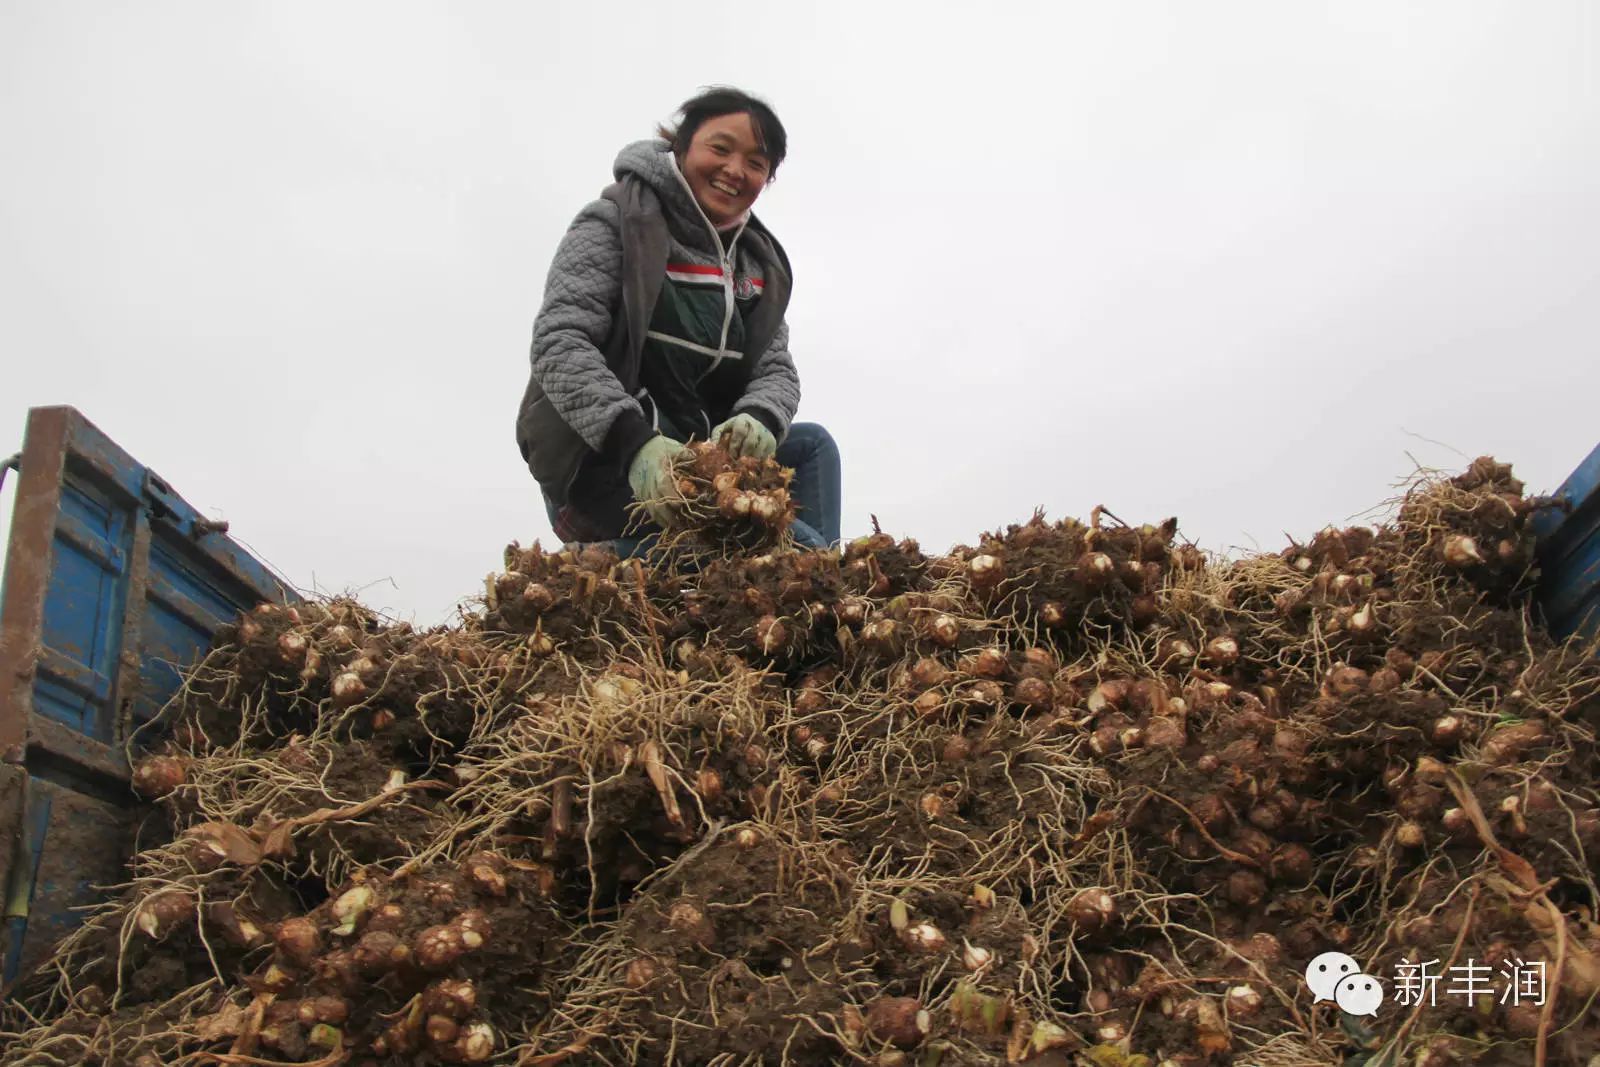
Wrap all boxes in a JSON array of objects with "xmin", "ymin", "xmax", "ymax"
[
  {"xmin": 612, "ymin": 139, "xmax": 679, "ymax": 191},
  {"xmin": 612, "ymin": 139, "xmax": 749, "ymax": 252}
]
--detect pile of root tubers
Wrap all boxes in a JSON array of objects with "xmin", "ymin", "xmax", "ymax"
[{"xmin": 4, "ymin": 453, "xmax": 1599, "ymax": 1067}]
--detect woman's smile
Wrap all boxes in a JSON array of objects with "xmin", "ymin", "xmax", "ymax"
[{"xmin": 679, "ymin": 111, "xmax": 771, "ymax": 226}]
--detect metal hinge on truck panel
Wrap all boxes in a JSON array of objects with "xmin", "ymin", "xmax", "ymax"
[{"xmin": 141, "ymin": 470, "xmax": 231, "ymax": 542}]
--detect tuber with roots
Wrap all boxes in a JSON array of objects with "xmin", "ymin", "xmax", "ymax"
[{"xmin": 866, "ymin": 997, "xmax": 931, "ymax": 1049}]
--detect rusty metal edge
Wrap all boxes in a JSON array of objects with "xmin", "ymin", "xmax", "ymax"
[
  {"xmin": 51, "ymin": 407, "xmax": 140, "ymax": 506},
  {"xmin": 0, "ymin": 409, "xmax": 70, "ymax": 763},
  {"xmin": 113, "ymin": 511, "xmax": 152, "ymax": 753},
  {"xmin": 25, "ymin": 717, "xmax": 126, "ymax": 789}
]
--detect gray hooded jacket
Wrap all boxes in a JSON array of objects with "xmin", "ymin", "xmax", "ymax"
[{"xmin": 516, "ymin": 140, "xmax": 800, "ymax": 532}]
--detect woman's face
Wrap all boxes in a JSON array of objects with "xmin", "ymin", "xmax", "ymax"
[{"xmin": 679, "ymin": 111, "xmax": 772, "ymax": 226}]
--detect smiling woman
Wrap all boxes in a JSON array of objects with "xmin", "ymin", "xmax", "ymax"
[
  {"xmin": 672, "ymin": 110, "xmax": 774, "ymax": 227},
  {"xmin": 515, "ymin": 87, "xmax": 841, "ymax": 555}
]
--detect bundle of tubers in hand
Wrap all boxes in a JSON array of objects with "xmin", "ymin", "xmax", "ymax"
[{"xmin": 657, "ymin": 439, "xmax": 797, "ymax": 550}]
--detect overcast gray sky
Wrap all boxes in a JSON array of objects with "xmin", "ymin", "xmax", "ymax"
[{"xmin": 3, "ymin": 2, "xmax": 1597, "ymax": 625}]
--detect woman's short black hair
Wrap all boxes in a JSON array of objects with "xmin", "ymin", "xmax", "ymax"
[{"xmin": 657, "ymin": 86, "xmax": 787, "ymax": 180}]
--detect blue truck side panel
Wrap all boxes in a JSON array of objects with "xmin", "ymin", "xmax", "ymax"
[
  {"xmin": 0, "ymin": 407, "xmax": 297, "ymax": 988},
  {"xmin": 35, "ymin": 477, "xmax": 131, "ymax": 739},
  {"xmin": 1533, "ymin": 441, "xmax": 1600, "ymax": 642},
  {"xmin": 136, "ymin": 530, "xmax": 270, "ymax": 727}
]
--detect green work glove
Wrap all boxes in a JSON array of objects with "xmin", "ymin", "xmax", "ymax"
[
  {"xmin": 711, "ymin": 412, "xmax": 777, "ymax": 461},
  {"xmin": 627, "ymin": 435, "xmax": 692, "ymax": 527}
]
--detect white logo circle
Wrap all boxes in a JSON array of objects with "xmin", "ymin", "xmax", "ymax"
[
  {"xmin": 1304, "ymin": 951, "xmax": 1361, "ymax": 1003},
  {"xmin": 1334, "ymin": 972, "xmax": 1384, "ymax": 1016}
]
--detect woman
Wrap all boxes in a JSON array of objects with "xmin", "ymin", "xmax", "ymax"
[{"xmin": 516, "ymin": 87, "xmax": 840, "ymax": 555}]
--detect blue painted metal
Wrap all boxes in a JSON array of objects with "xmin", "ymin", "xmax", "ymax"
[
  {"xmin": 35, "ymin": 476, "xmax": 129, "ymax": 739},
  {"xmin": 2, "ymin": 789, "xmax": 50, "ymax": 983},
  {"xmin": 0, "ymin": 407, "xmax": 298, "ymax": 989},
  {"xmin": 1533, "ymin": 442, "xmax": 1600, "ymax": 643}
]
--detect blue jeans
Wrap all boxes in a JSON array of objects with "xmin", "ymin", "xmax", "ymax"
[
  {"xmin": 577, "ymin": 422, "xmax": 842, "ymax": 560},
  {"xmin": 776, "ymin": 421, "xmax": 842, "ymax": 548}
]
